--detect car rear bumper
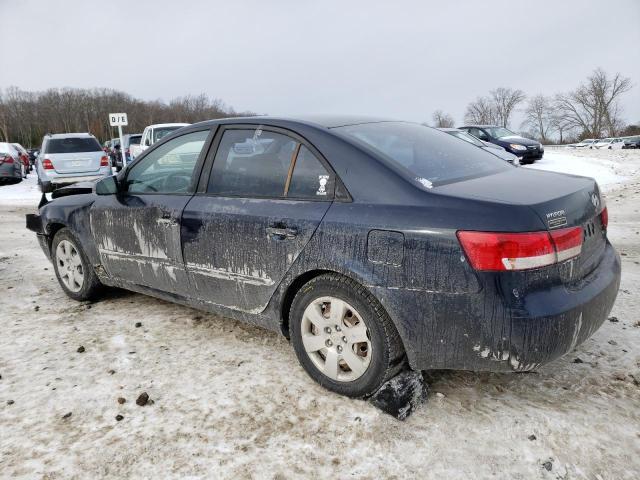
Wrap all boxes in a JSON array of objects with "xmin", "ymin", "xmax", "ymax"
[{"xmin": 371, "ymin": 241, "xmax": 621, "ymax": 371}]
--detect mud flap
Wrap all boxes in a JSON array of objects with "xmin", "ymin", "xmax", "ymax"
[{"xmin": 368, "ymin": 370, "xmax": 428, "ymax": 420}]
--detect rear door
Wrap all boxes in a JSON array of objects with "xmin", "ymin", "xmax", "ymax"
[
  {"xmin": 90, "ymin": 129, "xmax": 212, "ymax": 295},
  {"xmin": 182, "ymin": 125, "xmax": 335, "ymax": 313}
]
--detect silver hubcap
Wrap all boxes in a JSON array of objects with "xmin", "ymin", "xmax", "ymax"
[
  {"xmin": 55, "ymin": 240, "xmax": 84, "ymax": 292},
  {"xmin": 301, "ymin": 296, "xmax": 372, "ymax": 382}
]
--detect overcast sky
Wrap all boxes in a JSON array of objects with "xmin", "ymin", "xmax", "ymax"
[{"xmin": 1, "ymin": 0, "xmax": 639, "ymax": 127}]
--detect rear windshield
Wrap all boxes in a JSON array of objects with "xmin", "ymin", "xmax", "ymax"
[
  {"xmin": 335, "ymin": 122, "xmax": 511, "ymax": 186},
  {"xmin": 128, "ymin": 135, "xmax": 142, "ymax": 145},
  {"xmin": 153, "ymin": 127, "xmax": 182, "ymax": 143},
  {"xmin": 46, "ymin": 137, "xmax": 101, "ymax": 154}
]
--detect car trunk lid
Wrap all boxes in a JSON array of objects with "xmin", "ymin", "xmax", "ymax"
[
  {"xmin": 437, "ymin": 168, "xmax": 607, "ymax": 280},
  {"xmin": 48, "ymin": 152, "xmax": 103, "ymax": 174}
]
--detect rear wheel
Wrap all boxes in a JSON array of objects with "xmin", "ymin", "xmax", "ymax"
[
  {"xmin": 290, "ymin": 274, "xmax": 405, "ymax": 398},
  {"xmin": 52, "ymin": 228, "xmax": 102, "ymax": 301}
]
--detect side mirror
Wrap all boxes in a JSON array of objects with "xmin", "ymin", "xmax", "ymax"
[{"xmin": 95, "ymin": 175, "xmax": 120, "ymax": 195}]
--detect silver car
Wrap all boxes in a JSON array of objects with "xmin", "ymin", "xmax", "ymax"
[
  {"xmin": 0, "ymin": 142, "xmax": 25, "ymax": 183},
  {"xmin": 438, "ymin": 128, "xmax": 520, "ymax": 165},
  {"xmin": 36, "ymin": 133, "xmax": 111, "ymax": 192}
]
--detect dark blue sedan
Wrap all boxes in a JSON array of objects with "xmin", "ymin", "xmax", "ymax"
[{"xmin": 26, "ymin": 116, "xmax": 620, "ymax": 398}]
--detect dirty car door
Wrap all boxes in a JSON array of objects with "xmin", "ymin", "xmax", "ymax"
[
  {"xmin": 181, "ymin": 126, "xmax": 335, "ymax": 313},
  {"xmin": 90, "ymin": 130, "xmax": 211, "ymax": 295}
]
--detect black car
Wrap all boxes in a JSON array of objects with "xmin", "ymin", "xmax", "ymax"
[
  {"xmin": 438, "ymin": 127, "xmax": 520, "ymax": 165},
  {"xmin": 459, "ymin": 125, "xmax": 544, "ymax": 164},
  {"xmin": 26, "ymin": 116, "xmax": 620, "ymax": 398},
  {"xmin": 622, "ymin": 136, "xmax": 640, "ymax": 149},
  {"xmin": 27, "ymin": 148, "xmax": 39, "ymax": 166}
]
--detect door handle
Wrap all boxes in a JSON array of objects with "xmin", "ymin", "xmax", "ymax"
[{"xmin": 266, "ymin": 226, "xmax": 298, "ymax": 239}]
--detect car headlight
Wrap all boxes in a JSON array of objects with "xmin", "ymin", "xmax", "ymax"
[{"xmin": 509, "ymin": 144, "xmax": 527, "ymax": 151}]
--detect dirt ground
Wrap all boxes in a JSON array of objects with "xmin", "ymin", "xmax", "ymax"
[{"xmin": 1, "ymin": 153, "xmax": 639, "ymax": 479}]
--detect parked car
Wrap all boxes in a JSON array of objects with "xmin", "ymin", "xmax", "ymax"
[
  {"xmin": 597, "ymin": 138, "xmax": 625, "ymax": 149},
  {"xmin": 458, "ymin": 125, "xmax": 543, "ymax": 164},
  {"xmin": 573, "ymin": 139, "xmax": 598, "ymax": 148},
  {"xmin": 622, "ymin": 136, "xmax": 640, "ymax": 149},
  {"xmin": 26, "ymin": 116, "xmax": 620, "ymax": 398},
  {"xmin": 11, "ymin": 143, "xmax": 31, "ymax": 174},
  {"xmin": 130, "ymin": 123, "xmax": 190, "ymax": 160},
  {"xmin": 0, "ymin": 142, "xmax": 25, "ymax": 183},
  {"xmin": 119, "ymin": 133, "xmax": 142, "ymax": 170},
  {"xmin": 35, "ymin": 133, "xmax": 112, "ymax": 193},
  {"xmin": 27, "ymin": 148, "xmax": 39, "ymax": 166},
  {"xmin": 439, "ymin": 128, "xmax": 519, "ymax": 165}
]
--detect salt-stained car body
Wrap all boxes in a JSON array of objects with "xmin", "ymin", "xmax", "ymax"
[{"xmin": 26, "ymin": 116, "xmax": 621, "ymax": 398}]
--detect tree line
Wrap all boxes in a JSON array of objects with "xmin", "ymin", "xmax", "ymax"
[
  {"xmin": 0, "ymin": 87, "xmax": 254, "ymax": 147},
  {"xmin": 430, "ymin": 68, "xmax": 637, "ymax": 143}
]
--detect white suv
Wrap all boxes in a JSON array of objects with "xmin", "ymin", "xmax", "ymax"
[
  {"xmin": 36, "ymin": 133, "xmax": 111, "ymax": 192},
  {"xmin": 129, "ymin": 123, "xmax": 190, "ymax": 160}
]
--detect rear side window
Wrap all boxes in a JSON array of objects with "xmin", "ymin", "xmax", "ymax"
[
  {"xmin": 207, "ymin": 129, "xmax": 333, "ymax": 200},
  {"xmin": 153, "ymin": 127, "xmax": 182, "ymax": 143},
  {"xmin": 336, "ymin": 122, "xmax": 510, "ymax": 187},
  {"xmin": 45, "ymin": 137, "xmax": 101, "ymax": 154},
  {"xmin": 208, "ymin": 129, "xmax": 296, "ymax": 197},
  {"xmin": 288, "ymin": 146, "xmax": 333, "ymax": 198}
]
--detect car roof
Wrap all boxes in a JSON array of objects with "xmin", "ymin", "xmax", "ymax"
[
  {"xmin": 45, "ymin": 133, "xmax": 96, "ymax": 139},
  {"xmin": 148, "ymin": 123, "xmax": 191, "ymax": 128},
  {"xmin": 190, "ymin": 114, "xmax": 397, "ymax": 130},
  {"xmin": 438, "ymin": 128, "xmax": 462, "ymax": 132},
  {"xmin": 459, "ymin": 125, "xmax": 500, "ymax": 129}
]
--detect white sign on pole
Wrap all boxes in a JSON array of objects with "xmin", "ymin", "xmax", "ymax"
[
  {"xmin": 108, "ymin": 113, "xmax": 128, "ymax": 168},
  {"xmin": 109, "ymin": 113, "xmax": 128, "ymax": 126}
]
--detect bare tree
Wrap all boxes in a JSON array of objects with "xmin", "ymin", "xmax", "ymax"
[
  {"xmin": 431, "ymin": 110, "xmax": 455, "ymax": 128},
  {"xmin": 490, "ymin": 87, "xmax": 526, "ymax": 127},
  {"xmin": 521, "ymin": 94, "xmax": 554, "ymax": 142},
  {"xmin": 464, "ymin": 96, "xmax": 496, "ymax": 125},
  {"xmin": 555, "ymin": 68, "xmax": 632, "ymax": 138},
  {"xmin": 0, "ymin": 86, "xmax": 253, "ymax": 146}
]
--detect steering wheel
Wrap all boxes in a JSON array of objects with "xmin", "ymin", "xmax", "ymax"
[{"xmin": 162, "ymin": 172, "xmax": 191, "ymax": 192}]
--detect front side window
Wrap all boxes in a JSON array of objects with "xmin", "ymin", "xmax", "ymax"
[
  {"xmin": 207, "ymin": 129, "xmax": 334, "ymax": 200},
  {"xmin": 485, "ymin": 127, "xmax": 517, "ymax": 138},
  {"xmin": 125, "ymin": 130, "xmax": 209, "ymax": 194},
  {"xmin": 336, "ymin": 122, "xmax": 510, "ymax": 187},
  {"xmin": 45, "ymin": 137, "xmax": 101, "ymax": 154}
]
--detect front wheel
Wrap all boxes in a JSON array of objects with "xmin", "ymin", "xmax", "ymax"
[
  {"xmin": 52, "ymin": 228, "xmax": 102, "ymax": 301},
  {"xmin": 290, "ymin": 274, "xmax": 405, "ymax": 398}
]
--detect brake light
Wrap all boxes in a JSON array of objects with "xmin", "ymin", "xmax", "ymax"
[
  {"xmin": 600, "ymin": 206, "xmax": 608, "ymax": 230},
  {"xmin": 42, "ymin": 158, "xmax": 54, "ymax": 169},
  {"xmin": 1, "ymin": 155, "xmax": 14, "ymax": 164},
  {"xmin": 100, "ymin": 155, "xmax": 109, "ymax": 167},
  {"xmin": 457, "ymin": 226, "xmax": 583, "ymax": 271}
]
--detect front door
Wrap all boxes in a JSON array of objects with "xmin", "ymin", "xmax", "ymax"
[
  {"xmin": 90, "ymin": 129, "xmax": 211, "ymax": 295},
  {"xmin": 181, "ymin": 126, "xmax": 335, "ymax": 313}
]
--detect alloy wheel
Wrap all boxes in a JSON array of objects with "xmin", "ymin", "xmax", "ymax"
[{"xmin": 55, "ymin": 240, "xmax": 84, "ymax": 292}]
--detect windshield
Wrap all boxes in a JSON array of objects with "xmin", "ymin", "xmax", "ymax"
[
  {"xmin": 335, "ymin": 122, "xmax": 511, "ymax": 186},
  {"xmin": 128, "ymin": 135, "xmax": 142, "ymax": 146},
  {"xmin": 484, "ymin": 127, "xmax": 517, "ymax": 138},
  {"xmin": 447, "ymin": 130, "xmax": 485, "ymax": 147},
  {"xmin": 153, "ymin": 127, "xmax": 182, "ymax": 143},
  {"xmin": 46, "ymin": 137, "xmax": 101, "ymax": 154}
]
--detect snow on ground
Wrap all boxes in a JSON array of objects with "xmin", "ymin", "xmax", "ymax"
[
  {"xmin": 1, "ymin": 150, "xmax": 639, "ymax": 478},
  {"xmin": 0, "ymin": 173, "xmax": 42, "ymax": 206}
]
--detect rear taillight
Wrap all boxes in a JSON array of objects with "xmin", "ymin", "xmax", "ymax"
[
  {"xmin": 600, "ymin": 206, "xmax": 608, "ymax": 230},
  {"xmin": 457, "ymin": 226, "xmax": 583, "ymax": 271},
  {"xmin": 100, "ymin": 155, "xmax": 109, "ymax": 167},
  {"xmin": 1, "ymin": 155, "xmax": 14, "ymax": 164},
  {"xmin": 42, "ymin": 158, "xmax": 54, "ymax": 169}
]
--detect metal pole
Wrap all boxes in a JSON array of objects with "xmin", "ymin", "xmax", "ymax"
[{"xmin": 118, "ymin": 124, "xmax": 126, "ymax": 169}]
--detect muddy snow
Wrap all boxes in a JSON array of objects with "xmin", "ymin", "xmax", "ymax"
[{"xmin": 1, "ymin": 150, "xmax": 639, "ymax": 479}]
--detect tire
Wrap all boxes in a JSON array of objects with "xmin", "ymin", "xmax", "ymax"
[
  {"xmin": 290, "ymin": 273, "xmax": 405, "ymax": 398},
  {"xmin": 51, "ymin": 228, "xmax": 102, "ymax": 301}
]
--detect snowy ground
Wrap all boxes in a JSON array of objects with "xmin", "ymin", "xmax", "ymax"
[{"xmin": 1, "ymin": 151, "xmax": 639, "ymax": 479}]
